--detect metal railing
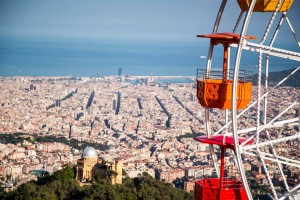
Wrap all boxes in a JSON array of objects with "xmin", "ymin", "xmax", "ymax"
[
  {"xmin": 197, "ymin": 68, "xmax": 253, "ymax": 83},
  {"xmin": 195, "ymin": 166, "xmax": 246, "ymax": 189}
]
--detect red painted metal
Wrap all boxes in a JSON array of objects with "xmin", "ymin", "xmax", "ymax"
[
  {"xmin": 197, "ymin": 32, "xmax": 256, "ymax": 45},
  {"xmin": 195, "ymin": 178, "xmax": 248, "ymax": 200},
  {"xmin": 220, "ymin": 147, "xmax": 225, "ymax": 189},
  {"xmin": 193, "ymin": 135, "xmax": 253, "ymax": 200},
  {"xmin": 194, "ymin": 135, "xmax": 253, "ymax": 149}
]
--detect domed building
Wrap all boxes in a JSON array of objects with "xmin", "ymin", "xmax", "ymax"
[
  {"xmin": 76, "ymin": 146, "xmax": 123, "ymax": 185},
  {"xmin": 76, "ymin": 147, "xmax": 98, "ymax": 182},
  {"xmin": 82, "ymin": 146, "xmax": 98, "ymax": 158}
]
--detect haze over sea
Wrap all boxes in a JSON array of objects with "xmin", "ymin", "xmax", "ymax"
[
  {"xmin": 0, "ymin": 36, "xmax": 299, "ymax": 77},
  {"xmin": 1, "ymin": 0, "xmax": 299, "ymax": 77}
]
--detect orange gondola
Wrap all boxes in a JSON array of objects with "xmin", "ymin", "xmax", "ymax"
[
  {"xmin": 237, "ymin": 0, "xmax": 293, "ymax": 12},
  {"xmin": 196, "ymin": 32, "xmax": 255, "ymax": 110}
]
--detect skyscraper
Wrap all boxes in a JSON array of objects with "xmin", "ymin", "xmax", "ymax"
[
  {"xmin": 118, "ymin": 67, "xmax": 122, "ymax": 76},
  {"xmin": 55, "ymin": 100, "xmax": 61, "ymax": 107},
  {"xmin": 68, "ymin": 123, "xmax": 72, "ymax": 139},
  {"xmin": 112, "ymin": 99, "xmax": 117, "ymax": 111}
]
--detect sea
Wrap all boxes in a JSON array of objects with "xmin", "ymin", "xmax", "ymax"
[{"xmin": 0, "ymin": 36, "xmax": 299, "ymax": 77}]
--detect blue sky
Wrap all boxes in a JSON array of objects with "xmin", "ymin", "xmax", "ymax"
[
  {"xmin": 0, "ymin": 0, "xmax": 217, "ymax": 41},
  {"xmin": 0, "ymin": 0, "xmax": 299, "ymax": 77},
  {"xmin": 1, "ymin": 0, "xmax": 298, "ymax": 43}
]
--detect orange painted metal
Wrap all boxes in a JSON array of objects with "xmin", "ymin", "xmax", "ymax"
[
  {"xmin": 197, "ymin": 80, "xmax": 252, "ymax": 110},
  {"xmin": 222, "ymin": 43, "xmax": 229, "ymax": 83},
  {"xmin": 237, "ymin": 0, "xmax": 293, "ymax": 12},
  {"xmin": 196, "ymin": 32, "xmax": 254, "ymax": 110},
  {"xmin": 197, "ymin": 32, "xmax": 256, "ymax": 45}
]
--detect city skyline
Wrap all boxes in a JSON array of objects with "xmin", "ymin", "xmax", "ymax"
[{"xmin": 0, "ymin": 76, "xmax": 299, "ymax": 198}]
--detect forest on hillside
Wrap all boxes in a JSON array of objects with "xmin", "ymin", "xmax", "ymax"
[
  {"xmin": 252, "ymin": 67, "xmax": 300, "ymax": 87},
  {"xmin": 0, "ymin": 166, "xmax": 194, "ymax": 200}
]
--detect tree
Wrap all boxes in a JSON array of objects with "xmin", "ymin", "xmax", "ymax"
[
  {"xmin": 51, "ymin": 166, "xmax": 75, "ymax": 181},
  {"xmin": 0, "ymin": 167, "xmax": 193, "ymax": 200}
]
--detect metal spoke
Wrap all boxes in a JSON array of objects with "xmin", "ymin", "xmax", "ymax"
[
  {"xmin": 279, "ymin": 183, "xmax": 300, "ymax": 200},
  {"xmin": 243, "ymin": 133, "xmax": 300, "ymax": 150},
  {"xmin": 224, "ymin": 118, "xmax": 299, "ymax": 135},
  {"xmin": 241, "ymin": 102, "xmax": 299, "ymax": 146},
  {"xmin": 285, "ymin": 13, "xmax": 300, "ymax": 48},
  {"xmin": 231, "ymin": 42, "xmax": 300, "ymax": 61},
  {"xmin": 243, "ymin": 151, "xmax": 300, "ymax": 168},
  {"xmin": 213, "ymin": 67, "xmax": 300, "ymax": 136},
  {"xmin": 231, "ymin": 0, "xmax": 257, "ymax": 199}
]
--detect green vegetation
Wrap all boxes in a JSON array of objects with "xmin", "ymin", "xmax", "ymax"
[
  {"xmin": 0, "ymin": 166, "xmax": 78, "ymax": 200},
  {"xmin": 0, "ymin": 132, "xmax": 108, "ymax": 151},
  {"xmin": 46, "ymin": 89, "xmax": 77, "ymax": 110},
  {"xmin": 0, "ymin": 167, "xmax": 193, "ymax": 200},
  {"xmin": 177, "ymin": 132, "xmax": 203, "ymax": 141},
  {"xmin": 61, "ymin": 90, "xmax": 77, "ymax": 101},
  {"xmin": 0, "ymin": 132, "xmax": 29, "ymax": 145},
  {"xmin": 249, "ymin": 180, "xmax": 272, "ymax": 200},
  {"xmin": 253, "ymin": 67, "xmax": 300, "ymax": 87},
  {"xmin": 46, "ymin": 103, "xmax": 56, "ymax": 110}
]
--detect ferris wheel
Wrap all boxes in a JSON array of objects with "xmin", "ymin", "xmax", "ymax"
[{"xmin": 194, "ymin": 0, "xmax": 300, "ymax": 200}]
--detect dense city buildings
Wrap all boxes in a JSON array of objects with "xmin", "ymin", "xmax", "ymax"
[{"xmin": 0, "ymin": 76, "xmax": 299, "ymax": 194}]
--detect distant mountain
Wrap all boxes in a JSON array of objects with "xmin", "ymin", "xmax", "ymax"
[{"xmin": 252, "ymin": 67, "xmax": 300, "ymax": 87}]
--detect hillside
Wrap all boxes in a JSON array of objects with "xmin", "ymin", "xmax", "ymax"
[
  {"xmin": 252, "ymin": 67, "xmax": 300, "ymax": 87},
  {"xmin": 0, "ymin": 166, "xmax": 193, "ymax": 200}
]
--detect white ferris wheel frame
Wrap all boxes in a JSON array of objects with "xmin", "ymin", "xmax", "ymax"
[{"xmin": 203, "ymin": 0, "xmax": 300, "ymax": 199}]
